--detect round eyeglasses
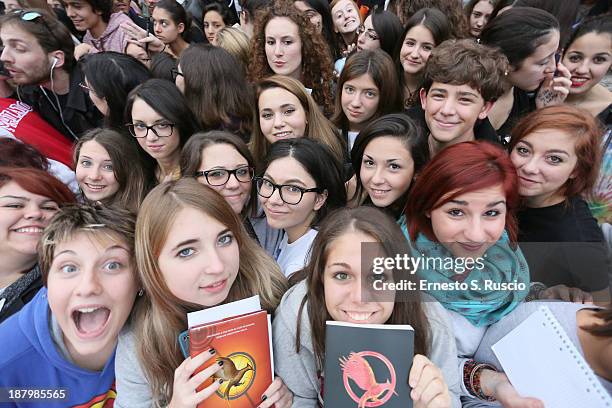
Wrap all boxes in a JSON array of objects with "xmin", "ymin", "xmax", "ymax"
[
  {"xmin": 195, "ymin": 166, "xmax": 254, "ymax": 186},
  {"xmin": 255, "ymin": 177, "xmax": 321, "ymax": 205}
]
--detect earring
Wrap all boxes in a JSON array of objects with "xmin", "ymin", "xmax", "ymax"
[{"xmin": 138, "ymin": 289, "xmax": 144, "ymax": 297}]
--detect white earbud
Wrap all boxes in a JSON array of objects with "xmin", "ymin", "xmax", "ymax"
[{"xmin": 51, "ymin": 56, "xmax": 58, "ymax": 71}]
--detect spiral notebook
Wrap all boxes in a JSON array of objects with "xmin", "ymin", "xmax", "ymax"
[{"xmin": 492, "ymin": 306, "xmax": 612, "ymax": 408}]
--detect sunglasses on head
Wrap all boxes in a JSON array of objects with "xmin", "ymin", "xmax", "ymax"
[{"xmin": 15, "ymin": 10, "xmax": 63, "ymax": 48}]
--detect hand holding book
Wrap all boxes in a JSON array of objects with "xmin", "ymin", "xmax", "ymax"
[
  {"xmin": 409, "ymin": 355, "xmax": 451, "ymax": 408},
  {"xmin": 167, "ymin": 349, "xmax": 224, "ymax": 408}
]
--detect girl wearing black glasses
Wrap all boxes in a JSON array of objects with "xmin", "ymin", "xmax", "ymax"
[
  {"xmin": 255, "ymin": 138, "xmax": 346, "ymax": 277},
  {"xmin": 180, "ymin": 130, "xmax": 286, "ymax": 252},
  {"xmin": 125, "ymin": 78, "xmax": 200, "ymax": 184}
]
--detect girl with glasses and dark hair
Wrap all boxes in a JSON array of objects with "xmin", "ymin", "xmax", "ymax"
[
  {"xmin": 81, "ymin": 51, "xmax": 151, "ymax": 130},
  {"xmin": 256, "ymin": 138, "xmax": 346, "ymax": 276},
  {"xmin": 125, "ymin": 78, "xmax": 200, "ymax": 183},
  {"xmin": 180, "ymin": 130, "xmax": 286, "ymax": 253}
]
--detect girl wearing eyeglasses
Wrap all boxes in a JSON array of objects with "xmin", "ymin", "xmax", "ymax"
[
  {"xmin": 256, "ymin": 138, "xmax": 346, "ymax": 277},
  {"xmin": 180, "ymin": 131, "xmax": 284, "ymax": 252},
  {"xmin": 125, "ymin": 79, "xmax": 200, "ymax": 184}
]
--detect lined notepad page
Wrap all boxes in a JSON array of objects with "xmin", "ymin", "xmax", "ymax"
[{"xmin": 492, "ymin": 306, "xmax": 612, "ymax": 408}]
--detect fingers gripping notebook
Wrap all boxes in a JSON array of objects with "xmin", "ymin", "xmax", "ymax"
[{"xmin": 491, "ymin": 306, "xmax": 612, "ymax": 408}]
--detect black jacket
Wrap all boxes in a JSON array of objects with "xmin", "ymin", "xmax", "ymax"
[
  {"xmin": 15, "ymin": 64, "xmax": 103, "ymax": 141},
  {"xmin": 0, "ymin": 265, "xmax": 43, "ymax": 325}
]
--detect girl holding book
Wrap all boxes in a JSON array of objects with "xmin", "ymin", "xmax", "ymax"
[
  {"xmin": 273, "ymin": 206, "xmax": 461, "ymax": 407},
  {"xmin": 401, "ymin": 141, "xmax": 584, "ymax": 405},
  {"xmin": 114, "ymin": 179, "xmax": 291, "ymax": 407}
]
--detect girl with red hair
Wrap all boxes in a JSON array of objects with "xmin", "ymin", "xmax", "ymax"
[
  {"xmin": 403, "ymin": 140, "xmax": 527, "ymax": 326},
  {"xmin": 401, "ymin": 141, "xmax": 541, "ymax": 405},
  {"xmin": 509, "ymin": 105, "xmax": 609, "ymax": 301},
  {"xmin": 0, "ymin": 167, "xmax": 76, "ymax": 323}
]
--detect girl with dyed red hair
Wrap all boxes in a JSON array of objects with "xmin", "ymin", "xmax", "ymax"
[
  {"xmin": 402, "ymin": 140, "xmax": 527, "ymax": 328},
  {"xmin": 401, "ymin": 141, "xmax": 593, "ymax": 405},
  {"xmin": 0, "ymin": 167, "xmax": 76, "ymax": 323},
  {"xmin": 509, "ymin": 105, "xmax": 609, "ymax": 302},
  {"xmin": 400, "ymin": 141, "xmax": 538, "ymax": 405}
]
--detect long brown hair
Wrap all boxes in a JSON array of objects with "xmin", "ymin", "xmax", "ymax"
[
  {"xmin": 295, "ymin": 206, "xmax": 430, "ymax": 368},
  {"xmin": 73, "ymin": 128, "xmax": 152, "ymax": 213},
  {"xmin": 179, "ymin": 44, "xmax": 254, "ymax": 139},
  {"xmin": 251, "ymin": 75, "xmax": 345, "ymax": 168},
  {"xmin": 134, "ymin": 178, "xmax": 287, "ymax": 404},
  {"xmin": 331, "ymin": 49, "xmax": 402, "ymax": 132}
]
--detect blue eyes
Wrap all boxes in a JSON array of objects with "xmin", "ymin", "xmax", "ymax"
[
  {"xmin": 61, "ymin": 264, "xmax": 77, "ymax": 274},
  {"xmin": 175, "ymin": 234, "xmax": 234, "ymax": 258},
  {"xmin": 177, "ymin": 248, "xmax": 195, "ymax": 258},
  {"xmin": 218, "ymin": 234, "xmax": 233, "ymax": 246}
]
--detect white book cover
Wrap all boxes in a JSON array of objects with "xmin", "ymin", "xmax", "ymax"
[
  {"xmin": 187, "ymin": 295, "xmax": 261, "ymax": 328},
  {"xmin": 492, "ymin": 306, "xmax": 612, "ymax": 408}
]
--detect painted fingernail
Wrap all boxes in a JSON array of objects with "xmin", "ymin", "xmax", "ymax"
[
  {"xmin": 209, "ymin": 348, "xmax": 216, "ymax": 354},
  {"xmin": 261, "ymin": 395, "xmax": 267, "ymax": 401},
  {"xmin": 218, "ymin": 360, "xmax": 224, "ymax": 366},
  {"xmin": 218, "ymin": 378, "xmax": 224, "ymax": 384}
]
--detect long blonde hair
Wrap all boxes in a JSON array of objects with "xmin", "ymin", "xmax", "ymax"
[
  {"xmin": 134, "ymin": 178, "xmax": 287, "ymax": 404},
  {"xmin": 250, "ymin": 75, "xmax": 345, "ymax": 170}
]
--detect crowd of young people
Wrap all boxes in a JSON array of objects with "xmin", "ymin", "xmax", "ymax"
[{"xmin": 0, "ymin": 0, "xmax": 610, "ymax": 407}]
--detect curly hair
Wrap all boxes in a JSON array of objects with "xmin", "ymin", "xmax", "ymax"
[
  {"xmin": 248, "ymin": 0, "xmax": 334, "ymax": 115},
  {"xmin": 388, "ymin": 0, "xmax": 469, "ymax": 39}
]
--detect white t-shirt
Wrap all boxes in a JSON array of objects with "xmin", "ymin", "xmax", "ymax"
[
  {"xmin": 347, "ymin": 130, "xmax": 359, "ymax": 153},
  {"xmin": 275, "ymin": 229, "xmax": 318, "ymax": 277}
]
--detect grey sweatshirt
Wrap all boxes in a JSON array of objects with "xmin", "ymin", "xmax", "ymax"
[
  {"xmin": 114, "ymin": 328, "xmax": 158, "ymax": 408},
  {"xmin": 272, "ymin": 280, "xmax": 462, "ymax": 407}
]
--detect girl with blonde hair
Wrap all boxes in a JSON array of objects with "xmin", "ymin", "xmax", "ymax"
[
  {"xmin": 114, "ymin": 178, "xmax": 291, "ymax": 407},
  {"xmin": 216, "ymin": 26, "xmax": 251, "ymax": 69}
]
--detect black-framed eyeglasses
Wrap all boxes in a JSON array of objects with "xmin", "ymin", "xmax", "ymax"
[
  {"xmin": 195, "ymin": 166, "xmax": 254, "ymax": 186},
  {"xmin": 171, "ymin": 68, "xmax": 184, "ymax": 81},
  {"xmin": 125, "ymin": 122, "xmax": 175, "ymax": 138},
  {"xmin": 17, "ymin": 10, "xmax": 63, "ymax": 47},
  {"xmin": 255, "ymin": 177, "xmax": 321, "ymax": 205}
]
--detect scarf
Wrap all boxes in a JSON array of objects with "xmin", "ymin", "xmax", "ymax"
[{"xmin": 402, "ymin": 222, "xmax": 529, "ymax": 326}]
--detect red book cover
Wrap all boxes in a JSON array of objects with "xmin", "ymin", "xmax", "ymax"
[{"xmin": 189, "ymin": 310, "xmax": 273, "ymax": 408}]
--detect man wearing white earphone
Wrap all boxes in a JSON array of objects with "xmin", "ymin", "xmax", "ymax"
[{"xmin": 0, "ymin": 10, "xmax": 103, "ymax": 141}]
